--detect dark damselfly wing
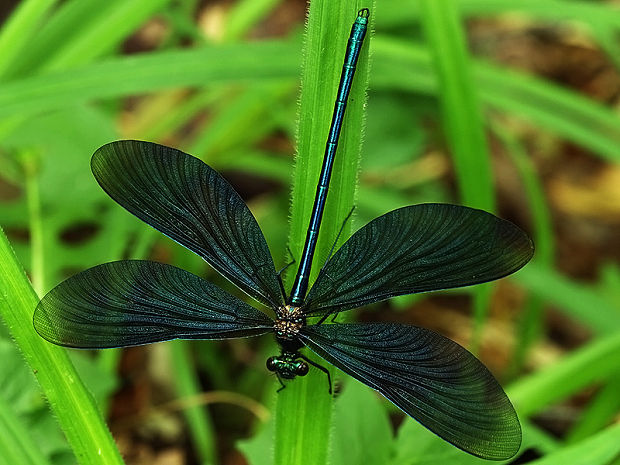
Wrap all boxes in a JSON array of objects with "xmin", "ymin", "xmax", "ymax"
[
  {"xmin": 303, "ymin": 204, "xmax": 533, "ymax": 315},
  {"xmin": 34, "ymin": 260, "xmax": 273, "ymax": 349},
  {"xmin": 300, "ymin": 323, "xmax": 521, "ymax": 460},
  {"xmin": 91, "ymin": 140, "xmax": 284, "ymax": 308}
]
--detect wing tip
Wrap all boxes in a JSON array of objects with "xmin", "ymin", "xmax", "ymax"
[{"xmin": 33, "ymin": 299, "xmax": 69, "ymax": 347}]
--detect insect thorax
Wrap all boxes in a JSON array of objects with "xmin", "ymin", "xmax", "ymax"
[
  {"xmin": 266, "ymin": 350, "xmax": 308, "ymax": 379},
  {"xmin": 274, "ymin": 305, "xmax": 305, "ymax": 343}
]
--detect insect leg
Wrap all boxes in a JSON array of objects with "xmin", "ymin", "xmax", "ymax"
[
  {"xmin": 286, "ymin": 245, "xmax": 296, "ymax": 264},
  {"xmin": 299, "ymin": 354, "xmax": 332, "ymax": 394},
  {"xmin": 316, "ymin": 311, "xmax": 340, "ymax": 325},
  {"xmin": 277, "ymin": 276, "xmax": 288, "ymax": 303},
  {"xmin": 275, "ymin": 373, "xmax": 286, "ymax": 393},
  {"xmin": 323, "ymin": 206, "xmax": 355, "ymax": 267},
  {"xmin": 277, "ymin": 258, "xmax": 296, "ymax": 276},
  {"xmin": 276, "ymin": 248, "xmax": 297, "ymax": 301}
]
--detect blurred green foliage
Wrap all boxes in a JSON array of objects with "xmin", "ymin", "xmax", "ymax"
[{"xmin": 1, "ymin": 0, "xmax": 620, "ymax": 464}]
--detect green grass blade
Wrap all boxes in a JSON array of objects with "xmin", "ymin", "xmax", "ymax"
[
  {"xmin": 3, "ymin": 37, "xmax": 618, "ymax": 165},
  {"xmin": 223, "ymin": 0, "xmax": 281, "ymax": 41},
  {"xmin": 0, "ymin": 0, "xmax": 58, "ymax": 78},
  {"xmin": 514, "ymin": 263, "xmax": 620, "ymax": 334},
  {"xmin": 0, "ymin": 228, "xmax": 124, "ymax": 465},
  {"xmin": 3, "ymin": 0, "xmax": 172, "ymax": 80},
  {"xmin": 42, "ymin": 0, "xmax": 173, "ymax": 72},
  {"xmin": 220, "ymin": 150, "xmax": 292, "ymax": 183},
  {"xmin": 526, "ymin": 422, "xmax": 620, "ymax": 465},
  {"xmin": 188, "ymin": 83, "xmax": 291, "ymax": 161},
  {"xmin": 508, "ymin": 330, "xmax": 620, "ymax": 417},
  {"xmin": 135, "ymin": 90, "xmax": 219, "ymax": 141},
  {"xmin": 330, "ymin": 381, "xmax": 392, "ymax": 465},
  {"xmin": 275, "ymin": 3, "xmax": 372, "ymax": 465},
  {"xmin": 419, "ymin": 0, "xmax": 494, "ymax": 210},
  {"xmin": 371, "ymin": 37, "xmax": 620, "ymax": 162},
  {"xmin": 169, "ymin": 341, "xmax": 217, "ymax": 465},
  {"xmin": 4, "ymin": 0, "xmax": 114, "ymax": 79},
  {"xmin": 492, "ymin": 122, "xmax": 554, "ymax": 373},
  {"xmin": 495, "ymin": 124, "xmax": 554, "ymax": 264},
  {"xmin": 522, "ymin": 420, "xmax": 560, "ymax": 455},
  {"xmin": 565, "ymin": 373, "xmax": 620, "ymax": 443},
  {"xmin": 95, "ymin": 349, "xmax": 122, "ymax": 415},
  {"xmin": 0, "ymin": 41, "xmax": 298, "ymax": 119},
  {"xmin": 419, "ymin": 0, "xmax": 495, "ymax": 355},
  {"xmin": 380, "ymin": 0, "xmax": 620, "ymax": 32},
  {"xmin": 476, "ymin": 62, "xmax": 620, "ymax": 163},
  {"xmin": 21, "ymin": 151, "xmax": 45, "ymax": 296},
  {"xmin": 0, "ymin": 394, "xmax": 52, "ymax": 465}
]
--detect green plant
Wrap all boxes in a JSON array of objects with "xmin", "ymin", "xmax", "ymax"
[{"xmin": 1, "ymin": 0, "xmax": 620, "ymax": 464}]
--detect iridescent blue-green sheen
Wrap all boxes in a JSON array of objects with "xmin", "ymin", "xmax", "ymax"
[
  {"xmin": 33, "ymin": 8, "xmax": 534, "ymax": 460},
  {"xmin": 289, "ymin": 8, "xmax": 370, "ymax": 306}
]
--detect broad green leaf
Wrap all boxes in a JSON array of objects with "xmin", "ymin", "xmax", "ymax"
[
  {"xmin": 0, "ymin": 0, "xmax": 58, "ymax": 78},
  {"xmin": 0, "ymin": 229, "xmax": 124, "ymax": 464},
  {"xmin": 509, "ymin": 331, "xmax": 620, "ymax": 417},
  {"xmin": 276, "ymin": 3, "xmax": 372, "ymax": 465},
  {"xmin": 0, "ymin": 394, "xmax": 52, "ymax": 465},
  {"xmin": 331, "ymin": 381, "xmax": 393, "ymax": 465},
  {"xmin": 0, "ymin": 42, "xmax": 298, "ymax": 120},
  {"xmin": 527, "ymin": 423, "xmax": 620, "ymax": 465}
]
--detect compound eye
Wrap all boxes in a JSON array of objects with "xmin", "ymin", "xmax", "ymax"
[
  {"xmin": 296, "ymin": 361, "xmax": 309, "ymax": 376},
  {"xmin": 266, "ymin": 357, "xmax": 277, "ymax": 372}
]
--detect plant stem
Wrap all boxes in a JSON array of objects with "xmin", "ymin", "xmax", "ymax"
[
  {"xmin": 274, "ymin": 2, "xmax": 371, "ymax": 464},
  {"xmin": 0, "ymin": 229, "xmax": 125, "ymax": 465}
]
